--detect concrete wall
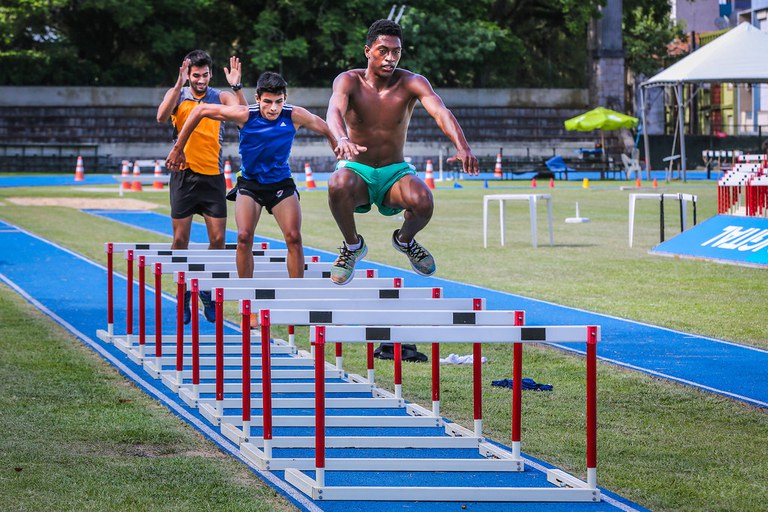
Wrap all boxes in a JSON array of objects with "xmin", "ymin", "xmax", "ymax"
[
  {"xmin": 0, "ymin": 86, "xmax": 595, "ymax": 172},
  {"xmin": 0, "ymin": 86, "xmax": 587, "ymax": 109}
]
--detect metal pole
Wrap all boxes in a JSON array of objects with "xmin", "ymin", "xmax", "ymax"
[
  {"xmin": 641, "ymin": 85, "xmax": 653, "ymax": 181},
  {"xmin": 677, "ymin": 83, "xmax": 688, "ymax": 182}
]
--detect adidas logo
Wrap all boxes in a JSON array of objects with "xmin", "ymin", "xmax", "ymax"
[{"xmin": 280, "ymin": 121, "xmax": 287, "ymax": 127}]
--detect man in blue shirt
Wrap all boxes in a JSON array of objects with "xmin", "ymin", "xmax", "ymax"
[{"xmin": 166, "ymin": 72, "xmax": 337, "ymax": 278}]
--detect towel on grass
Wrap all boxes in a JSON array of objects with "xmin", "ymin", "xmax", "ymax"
[
  {"xmin": 491, "ymin": 378, "xmax": 553, "ymax": 391},
  {"xmin": 439, "ymin": 353, "xmax": 488, "ymax": 364}
]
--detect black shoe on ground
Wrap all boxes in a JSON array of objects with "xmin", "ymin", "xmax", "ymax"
[
  {"xmin": 199, "ymin": 290, "xmax": 216, "ymax": 323},
  {"xmin": 183, "ymin": 290, "xmax": 192, "ymax": 325}
]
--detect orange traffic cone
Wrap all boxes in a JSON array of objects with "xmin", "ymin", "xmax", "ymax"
[
  {"xmin": 494, "ymin": 154, "xmax": 502, "ymax": 178},
  {"xmin": 531, "ymin": 177, "xmax": 537, "ymax": 188},
  {"xmin": 152, "ymin": 161, "xmax": 164, "ymax": 189},
  {"xmin": 635, "ymin": 177, "xmax": 641, "ymax": 188},
  {"xmin": 652, "ymin": 178, "xmax": 658, "ymax": 189},
  {"xmin": 224, "ymin": 160, "xmax": 233, "ymax": 188},
  {"xmin": 424, "ymin": 159, "xmax": 435, "ymax": 190},
  {"xmin": 549, "ymin": 177, "xmax": 555, "ymax": 188},
  {"xmin": 74, "ymin": 156, "xmax": 85, "ymax": 181},
  {"xmin": 304, "ymin": 163, "xmax": 316, "ymax": 189},
  {"xmin": 120, "ymin": 160, "xmax": 131, "ymax": 190},
  {"xmin": 131, "ymin": 161, "xmax": 143, "ymax": 191}
]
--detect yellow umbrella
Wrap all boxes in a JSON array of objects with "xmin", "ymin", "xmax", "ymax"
[{"xmin": 565, "ymin": 107, "xmax": 639, "ymax": 155}]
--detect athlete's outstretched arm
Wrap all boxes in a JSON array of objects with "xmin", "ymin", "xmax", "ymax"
[
  {"xmin": 166, "ymin": 104, "xmax": 248, "ymax": 170},
  {"xmin": 410, "ymin": 75, "xmax": 478, "ymax": 175},
  {"xmin": 326, "ymin": 73, "xmax": 365, "ymax": 160},
  {"xmin": 156, "ymin": 58, "xmax": 190, "ymax": 124}
]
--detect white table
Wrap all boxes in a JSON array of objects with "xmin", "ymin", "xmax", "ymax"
[
  {"xmin": 483, "ymin": 194, "xmax": 554, "ymax": 248},
  {"xmin": 628, "ymin": 193, "xmax": 697, "ymax": 247}
]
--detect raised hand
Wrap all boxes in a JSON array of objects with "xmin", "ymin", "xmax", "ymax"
[
  {"xmin": 224, "ymin": 56, "xmax": 242, "ymax": 86},
  {"xmin": 176, "ymin": 58, "xmax": 191, "ymax": 88}
]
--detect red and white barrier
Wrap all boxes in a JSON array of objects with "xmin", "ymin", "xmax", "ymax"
[{"xmin": 98, "ymin": 241, "xmax": 604, "ymax": 505}]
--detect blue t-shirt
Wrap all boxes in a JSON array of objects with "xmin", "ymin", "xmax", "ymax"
[{"xmin": 238, "ymin": 104, "xmax": 296, "ymax": 184}]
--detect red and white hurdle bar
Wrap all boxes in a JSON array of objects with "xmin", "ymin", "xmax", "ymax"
[
  {"xmin": 281, "ymin": 323, "xmax": 600, "ymax": 502},
  {"xmin": 192, "ymin": 288, "xmax": 483, "ymax": 426},
  {"xmin": 717, "ymin": 156, "xmax": 767, "ymax": 216},
  {"xmin": 230, "ymin": 306, "xmax": 522, "ymax": 473}
]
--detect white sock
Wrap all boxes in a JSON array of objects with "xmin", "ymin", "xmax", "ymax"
[
  {"xmin": 346, "ymin": 238, "xmax": 362, "ymax": 251},
  {"xmin": 395, "ymin": 234, "xmax": 412, "ymax": 248}
]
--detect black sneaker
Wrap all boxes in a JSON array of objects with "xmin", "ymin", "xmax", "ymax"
[
  {"xmin": 183, "ymin": 290, "xmax": 192, "ymax": 325},
  {"xmin": 391, "ymin": 229, "xmax": 436, "ymax": 276},
  {"xmin": 199, "ymin": 290, "xmax": 216, "ymax": 323}
]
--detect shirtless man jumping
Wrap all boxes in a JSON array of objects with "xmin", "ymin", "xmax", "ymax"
[{"xmin": 326, "ymin": 19, "xmax": 478, "ymax": 285}]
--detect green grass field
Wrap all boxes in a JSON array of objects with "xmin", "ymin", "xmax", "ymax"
[{"xmin": 0, "ymin": 176, "xmax": 766, "ymax": 511}]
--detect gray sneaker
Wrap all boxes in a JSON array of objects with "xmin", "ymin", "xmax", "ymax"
[
  {"xmin": 330, "ymin": 235, "xmax": 368, "ymax": 285},
  {"xmin": 392, "ymin": 229, "xmax": 436, "ymax": 276}
]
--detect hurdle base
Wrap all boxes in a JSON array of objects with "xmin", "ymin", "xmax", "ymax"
[
  {"xmin": 244, "ymin": 452, "xmax": 522, "ymax": 472},
  {"xmin": 242, "ymin": 435, "xmax": 483, "ymax": 450},
  {"xmin": 160, "ymin": 372, "xmax": 184, "ymax": 393},
  {"xmin": 112, "ymin": 335, "xmax": 134, "ymax": 354},
  {"xmin": 221, "ymin": 422, "xmax": 246, "ymax": 445},
  {"xmin": 142, "ymin": 358, "xmax": 162, "ymax": 379},
  {"xmin": 284, "ymin": 469, "xmax": 601, "ymax": 502},
  {"xmin": 125, "ymin": 345, "xmax": 147, "ymax": 365},
  {"xmin": 199, "ymin": 401, "xmax": 223, "ymax": 426},
  {"xmin": 96, "ymin": 329, "xmax": 113, "ymax": 344},
  {"xmin": 179, "ymin": 386, "xmax": 198, "ymax": 408}
]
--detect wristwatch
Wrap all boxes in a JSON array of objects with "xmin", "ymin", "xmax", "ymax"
[{"xmin": 230, "ymin": 83, "xmax": 243, "ymax": 91}]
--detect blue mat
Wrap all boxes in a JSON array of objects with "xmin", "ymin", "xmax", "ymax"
[
  {"xmin": 0, "ymin": 217, "xmax": 647, "ymax": 512},
  {"xmin": 86, "ymin": 210, "xmax": 768, "ymax": 409}
]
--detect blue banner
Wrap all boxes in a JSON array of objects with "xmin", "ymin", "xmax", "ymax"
[{"xmin": 651, "ymin": 215, "xmax": 768, "ymax": 267}]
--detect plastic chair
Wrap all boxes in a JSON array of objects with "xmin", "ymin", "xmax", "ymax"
[{"xmin": 621, "ymin": 153, "xmax": 642, "ymax": 180}]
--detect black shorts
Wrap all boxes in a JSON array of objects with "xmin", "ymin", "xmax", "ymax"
[
  {"xmin": 169, "ymin": 170, "xmax": 227, "ymax": 219},
  {"xmin": 227, "ymin": 176, "xmax": 299, "ymax": 215}
]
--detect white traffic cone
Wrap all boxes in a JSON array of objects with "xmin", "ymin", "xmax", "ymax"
[
  {"xmin": 304, "ymin": 163, "xmax": 316, "ymax": 189},
  {"xmin": 152, "ymin": 161, "xmax": 164, "ymax": 189},
  {"xmin": 224, "ymin": 160, "xmax": 233, "ymax": 188},
  {"xmin": 424, "ymin": 160, "xmax": 435, "ymax": 189},
  {"xmin": 74, "ymin": 156, "xmax": 85, "ymax": 181},
  {"xmin": 131, "ymin": 161, "xmax": 143, "ymax": 191}
]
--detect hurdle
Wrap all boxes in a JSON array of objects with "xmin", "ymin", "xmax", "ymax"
[
  {"xmin": 116, "ymin": 264, "xmax": 396, "ymax": 369},
  {"xmin": 192, "ymin": 294, "xmax": 483, "ymax": 427},
  {"xmin": 100, "ymin": 244, "xmax": 342, "ymax": 349},
  {"xmin": 717, "ymin": 164, "xmax": 767, "ymax": 217},
  {"xmin": 99, "ymin": 242, "xmax": 262, "ymax": 340},
  {"xmin": 628, "ymin": 193, "xmax": 698, "ymax": 247},
  {"xmin": 283, "ymin": 323, "xmax": 600, "ymax": 502},
  {"xmin": 97, "ymin": 240, "xmax": 606, "ymax": 505},
  {"xmin": 232, "ymin": 306, "xmax": 524, "ymax": 473},
  {"xmin": 156, "ymin": 282, "xmax": 443, "ymax": 395}
]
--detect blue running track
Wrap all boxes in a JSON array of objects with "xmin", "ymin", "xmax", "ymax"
[
  {"xmin": 0, "ymin": 174, "xmax": 117, "ymax": 188},
  {"xmin": 0, "ymin": 216, "xmax": 648, "ymax": 512}
]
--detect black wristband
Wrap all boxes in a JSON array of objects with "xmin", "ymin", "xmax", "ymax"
[{"xmin": 230, "ymin": 83, "xmax": 243, "ymax": 91}]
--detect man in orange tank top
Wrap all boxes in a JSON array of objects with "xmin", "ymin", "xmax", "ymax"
[{"xmin": 156, "ymin": 50, "xmax": 246, "ymax": 323}]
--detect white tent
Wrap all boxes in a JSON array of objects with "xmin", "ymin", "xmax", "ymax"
[{"xmin": 640, "ymin": 22, "xmax": 768, "ymax": 180}]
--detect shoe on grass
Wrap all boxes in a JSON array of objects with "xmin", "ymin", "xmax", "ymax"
[
  {"xmin": 199, "ymin": 290, "xmax": 216, "ymax": 323},
  {"xmin": 330, "ymin": 235, "xmax": 368, "ymax": 285},
  {"xmin": 391, "ymin": 229, "xmax": 436, "ymax": 276}
]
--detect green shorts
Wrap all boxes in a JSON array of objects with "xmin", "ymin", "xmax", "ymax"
[{"xmin": 336, "ymin": 160, "xmax": 417, "ymax": 216}]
